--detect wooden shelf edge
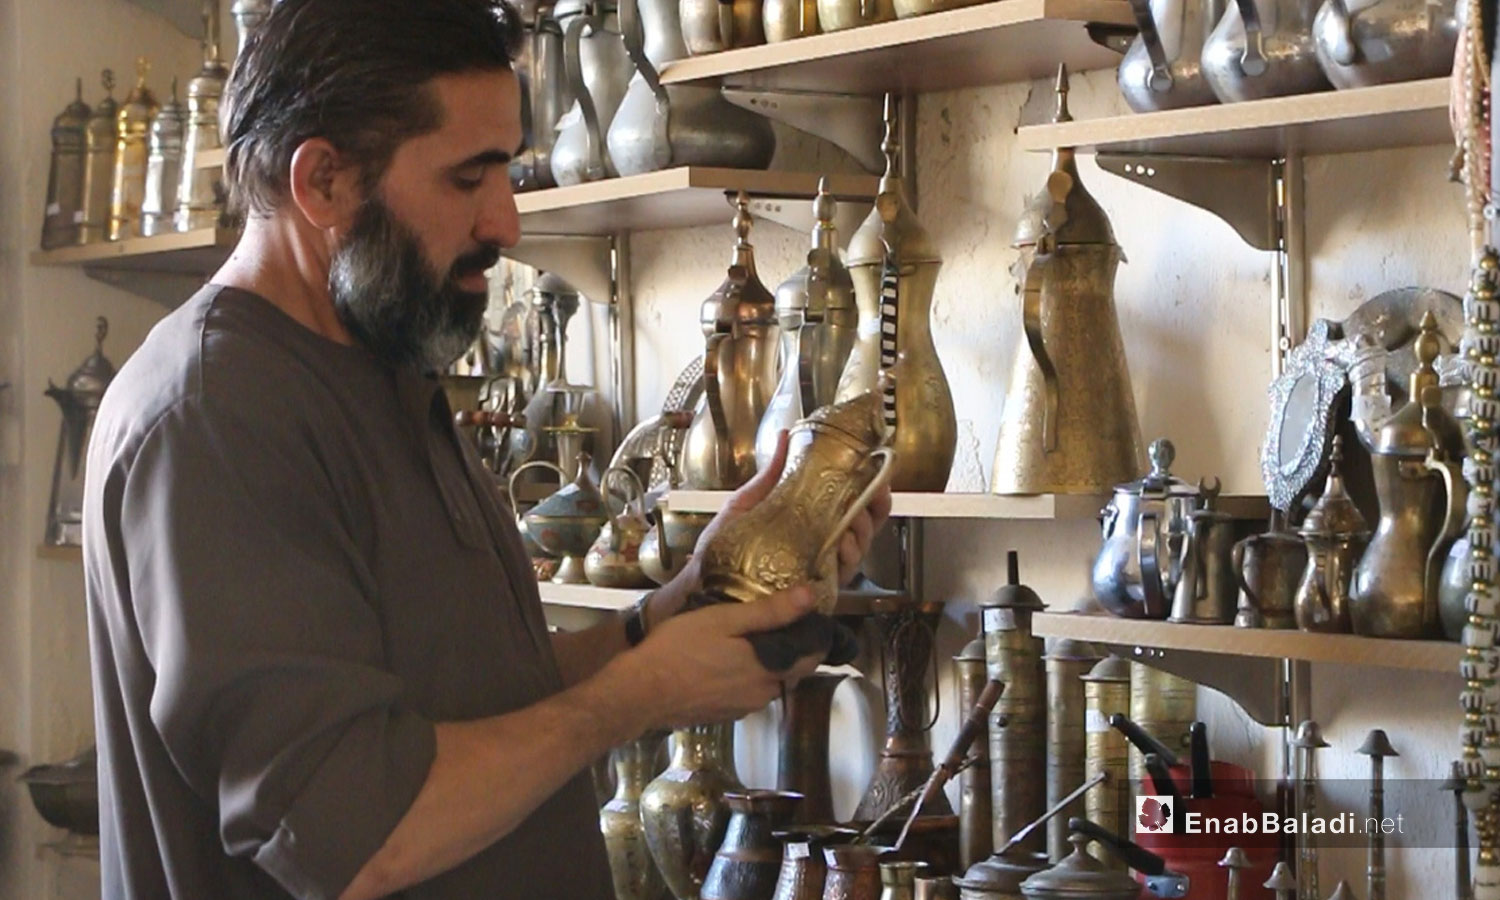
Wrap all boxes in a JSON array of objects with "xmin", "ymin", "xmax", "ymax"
[
  {"xmin": 535, "ymin": 582, "xmax": 643, "ymax": 610},
  {"xmin": 516, "ymin": 167, "xmax": 879, "ymax": 217},
  {"xmin": 666, "ymin": 490, "xmax": 1268, "ymax": 520},
  {"xmin": 30, "ymin": 228, "xmax": 235, "ymax": 268},
  {"xmin": 36, "ymin": 544, "xmax": 82, "ymax": 562},
  {"xmin": 1032, "ymin": 611, "xmax": 1462, "ymax": 673}
]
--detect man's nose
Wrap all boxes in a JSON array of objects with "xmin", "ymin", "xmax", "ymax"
[{"xmin": 476, "ymin": 180, "xmax": 522, "ymax": 249}]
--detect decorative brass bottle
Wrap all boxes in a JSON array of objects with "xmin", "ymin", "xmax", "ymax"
[
  {"xmin": 778, "ymin": 671, "xmax": 849, "ymax": 824},
  {"xmin": 1127, "ymin": 664, "xmax": 1195, "ymax": 787},
  {"xmin": 1044, "ymin": 639, "xmax": 1101, "ymax": 864},
  {"xmin": 79, "ymin": 69, "xmax": 118, "ymax": 245},
  {"xmin": 835, "ymin": 94, "xmax": 955, "ymax": 492},
  {"xmin": 109, "ymin": 58, "xmax": 159, "ymax": 241},
  {"xmin": 641, "ymin": 723, "xmax": 744, "ymax": 900},
  {"xmin": 681, "ymin": 193, "xmax": 780, "ymax": 490},
  {"xmin": 177, "ymin": 0, "xmax": 230, "ymax": 232},
  {"xmin": 991, "ymin": 65, "xmax": 1143, "ymax": 495},
  {"xmin": 141, "ymin": 79, "xmax": 185, "ymax": 238},
  {"xmin": 1080, "ymin": 657, "xmax": 1130, "ymax": 868},
  {"xmin": 954, "ymin": 635, "xmax": 993, "ymax": 871},
  {"xmin": 41, "ymin": 79, "xmax": 91, "ymax": 249},
  {"xmin": 983, "ymin": 552, "xmax": 1047, "ymax": 858},
  {"xmin": 854, "ymin": 602, "xmax": 948, "ymax": 821},
  {"xmin": 602, "ymin": 733, "xmax": 671, "ymax": 900}
]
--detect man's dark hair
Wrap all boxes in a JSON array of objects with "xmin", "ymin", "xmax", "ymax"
[{"xmin": 222, "ymin": 0, "xmax": 523, "ymax": 217}]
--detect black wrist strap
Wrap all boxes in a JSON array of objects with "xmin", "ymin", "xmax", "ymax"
[{"xmin": 624, "ymin": 592, "xmax": 652, "ymax": 647}]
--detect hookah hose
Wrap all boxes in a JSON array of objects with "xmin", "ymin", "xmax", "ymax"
[{"xmin": 682, "ymin": 591, "xmax": 860, "ymax": 672}]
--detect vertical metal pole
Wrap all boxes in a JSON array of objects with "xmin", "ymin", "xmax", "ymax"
[
  {"xmin": 899, "ymin": 93, "xmax": 919, "ymax": 212},
  {"xmin": 1281, "ymin": 155, "xmax": 1308, "ymax": 347},
  {"xmin": 609, "ymin": 232, "xmax": 635, "ymax": 435},
  {"xmin": 1284, "ymin": 660, "xmax": 1312, "ymax": 884},
  {"xmin": 898, "ymin": 518, "xmax": 924, "ymax": 598}
]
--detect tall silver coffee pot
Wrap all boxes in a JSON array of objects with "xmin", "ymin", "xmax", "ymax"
[
  {"xmin": 551, "ymin": 0, "xmax": 633, "ymax": 186},
  {"xmin": 1118, "ymin": 0, "xmax": 1225, "ymax": 110},
  {"xmin": 1312, "ymin": 0, "xmax": 1459, "ymax": 87},
  {"xmin": 1201, "ymin": 0, "xmax": 1329, "ymax": 101},
  {"xmin": 141, "ymin": 80, "xmax": 185, "ymax": 238},
  {"xmin": 176, "ymin": 2, "xmax": 229, "ymax": 232},
  {"xmin": 46, "ymin": 318, "xmax": 116, "ymax": 547},
  {"xmin": 606, "ymin": 0, "xmax": 774, "ymax": 176}
]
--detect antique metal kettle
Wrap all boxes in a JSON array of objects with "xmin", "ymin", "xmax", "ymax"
[
  {"xmin": 681, "ymin": 0, "xmax": 766, "ymax": 53},
  {"xmin": 1312, "ymin": 0, "xmax": 1459, "ymax": 87},
  {"xmin": 41, "ymin": 79, "xmax": 91, "ymax": 249},
  {"xmin": 992, "ymin": 67, "xmax": 1143, "ymax": 496},
  {"xmin": 141, "ymin": 80, "xmax": 185, "ymax": 238},
  {"xmin": 607, "ymin": 0, "xmax": 775, "ymax": 176},
  {"xmin": 1295, "ymin": 436, "xmax": 1367, "ymax": 633},
  {"xmin": 835, "ymin": 95, "xmax": 956, "ymax": 493},
  {"xmin": 509, "ymin": 452, "xmax": 609, "ymax": 584},
  {"xmin": 764, "ymin": 0, "xmax": 819, "ymax": 41},
  {"xmin": 551, "ymin": 0, "xmax": 633, "ymax": 186},
  {"xmin": 586, "ymin": 466, "xmax": 656, "ymax": 588},
  {"xmin": 755, "ymin": 181, "xmax": 858, "ymax": 469},
  {"xmin": 818, "ymin": 0, "xmax": 895, "ymax": 31},
  {"xmin": 1349, "ymin": 314, "xmax": 1466, "ymax": 639},
  {"xmin": 1201, "ymin": 0, "xmax": 1329, "ymax": 102},
  {"xmin": 1092, "ymin": 439, "xmax": 1206, "ymax": 619},
  {"xmin": 79, "ymin": 70, "xmax": 118, "ymax": 246},
  {"xmin": 640, "ymin": 411, "xmax": 713, "ymax": 584},
  {"xmin": 680, "ymin": 194, "xmax": 781, "ymax": 490},
  {"xmin": 109, "ymin": 59, "xmax": 158, "ymax": 241},
  {"xmin": 176, "ymin": 0, "xmax": 230, "ymax": 232},
  {"xmin": 46, "ymin": 318, "xmax": 116, "ymax": 546},
  {"xmin": 697, "ymin": 384, "xmax": 896, "ymax": 615},
  {"xmin": 1118, "ymin": 0, "xmax": 1225, "ymax": 111}
]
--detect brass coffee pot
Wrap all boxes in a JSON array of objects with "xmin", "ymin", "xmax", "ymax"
[
  {"xmin": 835, "ymin": 95, "xmax": 955, "ymax": 493},
  {"xmin": 41, "ymin": 79, "xmax": 91, "ymax": 249},
  {"xmin": 680, "ymin": 194, "xmax": 781, "ymax": 490},
  {"xmin": 1294, "ymin": 436, "xmax": 1367, "ymax": 633},
  {"xmin": 756, "ymin": 180, "xmax": 859, "ymax": 470},
  {"xmin": 992, "ymin": 66, "xmax": 1143, "ymax": 496},
  {"xmin": 79, "ymin": 70, "xmax": 118, "ymax": 245},
  {"xmin": 46, "ymin": 318, "xmax": 116, "ymax": 546},
  {"xmin": 109, "ymin": 59, "xmax": 158, "ymax": 241},
  {"xmin": 1349, "ymin": 313, "xmax": 1466, "ymax": 639}
]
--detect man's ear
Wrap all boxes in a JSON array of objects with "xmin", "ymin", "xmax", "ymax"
[{"xmin": 287, "ymin": 138, "xmax": 362, "ymax": 230}]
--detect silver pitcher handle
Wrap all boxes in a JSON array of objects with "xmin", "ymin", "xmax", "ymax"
[
  {"xmin": 703, "ymin": 330, "xmax": 733, "ymax": 484},
  {"xmin": 1231, "ymin": 534, "xmax": 1257, "ymax": 611},
  {"xmin": 1139, "ymin": 510, "xmax": 1169, "ymax": 618},
  {"xmin": 1424, "ymin": 451, "xmax": 1468, "ymax": 633},
  {"xmin": 562, "ymin": 12, "xmax": 608, "ymax": 181},
  {"xmin": 1127, "ymin": 0, "xmax": 1175, "ymax": 92},
  {"xmin": 1232, "ymin": 0, "xmax": 1269, "ymax": 75},
  {"xmin": 816, "ymin": 447, "xmax": 898, "ymax": 565},
  {"xmin": 1322, "ymin": 0, "xmax": 1359, "ymax": 65},
  {"xmin": 619, "ymin": 0, "xmax": 668, "ymax": 105}
]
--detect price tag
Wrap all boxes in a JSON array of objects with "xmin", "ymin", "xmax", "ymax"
[
  {"xmin": 45, "ymin": 203, "xmax": 61, "ymax": 216},
  {"xmin": 1086, "ymin": 708, "xmax": 1111, "ymax": 733}
]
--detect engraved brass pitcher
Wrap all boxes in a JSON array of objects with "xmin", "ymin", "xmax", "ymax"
[
  {"xmin": 991, "ymin": 67, "xmax": 1143, "ymax": 496},
  {"xmin": 836, "ymin": 95, "xmax": 955, "ymax": 493},
  {"xmin": 681, "ymin": 194, "xmax": 782, "ymax": 490}
]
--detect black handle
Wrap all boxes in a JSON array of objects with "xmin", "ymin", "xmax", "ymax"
[
  {"xmin": 1068, "ymin": 817, "xmax": 1168, "ymax": 876},
  {"xmin": 1190, "ymin": 722, "xmax": 1213, "ymax": 799},
  {"xmin": 1109, "ymin": 713, "xmax": 1181, "ymax": 767},
  {"xmin": 1145, "ymin": 753, "xmax": 1179, "ymax": 799}
]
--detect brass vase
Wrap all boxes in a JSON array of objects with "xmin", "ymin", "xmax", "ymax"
[
  {"xmin": 702, "ymin": 790, "xmax": 805, "ymax": 900},
  {"xmin": 642, "ymin": 723, "xmax": 745, "ymax": 900},
  {"xmin": 952, "ymin": 636, "xmax": 992, "ymax": 871},
  {"xmin": 778, "ymin": 671, "xmax": 848, "ymax": 824},
  {"xmin": 854, "ymin": 603, "xmax": 949, "ymax": 821},
  {"xmin": 602, "ymin": 733, "xmax": 671, "ymax": 900}
]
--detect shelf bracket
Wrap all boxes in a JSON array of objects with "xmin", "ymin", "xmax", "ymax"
[
  {"xmin": 83, "ymin": 267, "xmax": 208, "ymax": 308},
  {"xmin": 503, "ymin": 235, "xmax": 615, "ymax": 305},
  {"xmin": 721, "ymin": 88, "xmax": 886, "ymax": 174},
  {"xmin": 1096, "ymin": 154, "xmax": 1280, "ymax": 251},
  {"xmin": 745, "ymin": 195, "xmax": 872, "ymax": 239},
  {"xmin": 1099, "ymin": 643, "xmax": 1284, "ymax": 726}
]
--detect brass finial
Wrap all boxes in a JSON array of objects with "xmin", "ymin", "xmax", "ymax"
[
  {"xmin": 1055, "ymin": 64, "xmax": 1073, "ymax": 124},
  {"xmin": 101, "ymin": 68, "xmax": 116, "ymax": 97},
  {"xmin": 1415, "ymin": 310, "xmax": 1441, "ymax": 371},
  {"xmin": 135, "ymin": 56, "xmax": 151, "ymax": 88},
  {"xmin": 812, "ymin": 177, "xmax": 835, "ymax": 227},
  {"xmin": 731, "ymin": 190, "xmax": 753, "ymax": 247},
  {"xmin": 203, "ymin": 0, "xmax": 223, "ymax": 62},
  {"xmin": 94, "ymin": 316, "xmax": 109, "ymax": 351}
]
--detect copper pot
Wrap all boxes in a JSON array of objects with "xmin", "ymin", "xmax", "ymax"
[{"xmin": 703, "ymin": 791, "xmax": 805, "ymax": 900}]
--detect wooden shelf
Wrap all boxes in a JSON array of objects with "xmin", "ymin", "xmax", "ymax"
[
  {"xmin": 36, "ymin": 545, "xmax": 82, "ymax": 562},
  {"xmin": 536, "ymin": 582, "xmax": 643, "ymax": 611},
  {"xmin": 1032, "ymin": 612, "xmax": 1463, "ymax": 673},
  {"xmin": 1017, "ymin": 78, "xmax": 1450, "ymax": 156},
  {"xmin": 657, "ymin": 0, "xmax": 1134, "ymax": 92},
  {"xmin": 516, "ymin": 167, "xmax": 878, "ymax": 235},
  {"xmin": 666, "ymin": 490, "xmax": 1271, "ymax": 520},
  {"xmin": 193, "ymin": 147, "xmax": 226, "ymax": 170},
  {"xmin": 30, "ymin": 228, "xmax": 236, "ymax": 275}
]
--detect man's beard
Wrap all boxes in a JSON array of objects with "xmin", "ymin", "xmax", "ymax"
[{"xmin": 329, "ymin": 194, "xmax": 501, "ymax": 372}]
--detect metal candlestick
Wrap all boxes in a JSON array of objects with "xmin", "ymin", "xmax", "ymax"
[
  {"xmin": 1265, "ymin": 861, "xmax": 1297, "ymax": 900},
  {"xmin": 1219, "ymin": 848, "xmax": 1251, "ymax": 900},
  {"xmin": 1356, "ymin": 729, "xmax": 1398, "ymax": 900},
  {"xmin": 1293, "ymin": 720, "xmax": 1329, "ymax": 900}
]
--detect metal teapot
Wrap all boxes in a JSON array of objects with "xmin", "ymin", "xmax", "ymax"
[
  {"xmin": 681, "ymin": 0, "xmax": 765, "ymax": 53},
  {"xmin": 1118, "ymin": 0, "xmax": 1225, "ymax": 111},
  {"xmin": 509, "ymin": 452, "xmax": 610, "ymax": 584},
  {"xmin": 551, "ymin": 0, "xmax": 633, "ymax": 186},
  {"xmin": 1091, "ymin": 439, "xmax": 1207, "ymax": 619},
  {"xmin": 1201, "ymin": 0, "xmax": 1329, "ymax": 102},
  {"xmin": 679, "ymin": 194, "xmax": 781, "ymax": 490},
  {"xmin": 755, "ymin": 180, "xmax": 858, "ymax": 470},
  {"xmin": 607, "ymin": 0, "xmax": 775, "ymax": 175},
  {"xmin": 639, "ymin": 411, "xmax": 714, "ymax": 585},
  {"xmin": 1295, "ymin": 436, "xmax": 1367, "ymax": 633},
  {"xmin": 1312, "ymin": 0, "xmax": 1459, "ymax": 88},
  {"xmin": 586, "ymin": 466, "xmax": 656, "ymax": 588},
  {"xmin": 46, "ymin": 317, "xmax": 116, "ymax": 546},
  {"xmin": 991, "ymin": 67, "xmax": 1143, "ymax": 496},
  {"xmin": 1349, "ymin": 314, "xmax": 1466, "ymax": 639}
]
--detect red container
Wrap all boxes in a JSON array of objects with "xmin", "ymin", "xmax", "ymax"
[{"xmin": 1131, "ymin": 764, "xmax": 1278, "ymax": 900}]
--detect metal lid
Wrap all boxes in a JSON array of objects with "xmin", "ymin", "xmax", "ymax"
[
  {"xmin": 117, "ymin": 58, "xmax": 159, "ymax": 130},
  {"xmin": 1357, "ymin": 729, "xmax": 1399, "ymax": 758},
  {"xmin": 700, "ymin": 193, "xmax": 776, "ymax": 329},
  {"xmin": 1012, "ymin": 66, "xmax": 1116, "ymax": 250},
  {"xmin": 1019, "ymin": 833, "xmax": 1140, "ymax": 899},
  {"xmin": 54, "ymin": 317, "xmax": 116, "ymax": 404},
  {"xmin": 954, "ymin": 851, "xmax": 1045, "ymax": 893},
  {"xmin": 1298, "ymin": 437, "xmax": 1368, "ymax": 539},
  {"xmin": 1372, "ymin": 311, "xmax": 1449, "ymax": 457},
  {"xmin": 1080, "ymin": 655, "xmax": 1130, "ymax": 683},
  {"xmin": 150, "ymin": 79, "xmax": 185, "ymax": 142},
  {"xmin": 1044, "ymin": 638, "xmax": 1102, "ymax": 663},
  {"xmin": 774, "ymin": 179, "xmax": 855, "ymax": 323},
  {"xmin": 52, "ymin": 78, "xmax": 91, "ymax": 140},
  {"xmin": 846, "ymin": 95, "xmax": 940, "ymax": 267},
  {"xmin": 87, "ymin": 69, "xmax": 119, "ymax": 139},
  {"xmin": 1112, "ymin": 438, "xmax": 1199, "ymax": 499},
  {"xmin": 954, "ymin": 635, "xmax": 987, "ymax": 662},
  {"xmin": 985, "ymin": 550, "xmax": 1045, "ymax": 613}
]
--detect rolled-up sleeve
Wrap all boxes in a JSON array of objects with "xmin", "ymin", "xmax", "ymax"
[{"xmin": 121, "ymin": 398, "xmax": 436, "ymax": 900}]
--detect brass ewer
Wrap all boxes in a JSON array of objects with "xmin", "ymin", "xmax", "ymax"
[
  {"xmin": 680, "ymin": 193, "xmax": 781, "ymax": 490},
  {"xmin": 41, "ymin": 79, "xmax": 91, "ymax": 249},
  {"xmin": 601, "ymin": 733, "xmax": 671, "ymax": 900},
  {"xmin": 836, "ymin": 94, "xmax": 956, "ymax": 492},
  {"xmin": 109, "ymin": 58, "xmax": 158, "ymax": 242},
  {"xmin": 992, "ymin": 65, "xmax": 1143, "ymax": 496}
]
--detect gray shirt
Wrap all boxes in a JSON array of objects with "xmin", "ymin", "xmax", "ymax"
[{"xmin": 83, "ymin": 285, "xmax": 612, "ymax": 900}]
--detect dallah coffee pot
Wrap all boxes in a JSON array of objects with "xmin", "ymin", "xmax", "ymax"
[
  {"xmin": 1295, "ymin": 436, "xmax": 1368, "ymax": 633},
  {"xmin": 550, "ymin": 0, "xmax": 633, "ymax": 186},
  {"xmin": 46, "ymin": 318, "xmax": 116, "ymax": 546}
]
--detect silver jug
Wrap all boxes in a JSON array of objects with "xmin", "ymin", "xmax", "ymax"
[
  {"xmin": 607, "ymin": 0, "xmax": 775, "ymax": 176},
  {"xmin": 516, "ymin": 10, "xmax": 574, "ymax": 191},
  {"xmin": 176, "ymin": 1, "xmax": 229, "ymax": 232},
  {"xmin": 1312, "ymin": 0, "xmax": 1459, "ymax": 88},
  {"xmin": 754, "ymin": 181, "xmax": 857, "ymax": 470},
  {"xmin": 46, "ymin": 318, "xmax": 115, "ymax": 547},
  {"xmin": 1092, "ymin": 439, "xmax": 1207, "ymax": 619},
  {"xmin": 551, "ymin": 0, "xmax": 633, "ymax": 186},
  {"xmin": 1168, "ymin": 494, "xmax": 1238, "ymax": 625},
  {"xmin": 1201, "ymin": 0, "xmax": 1329, "ymax": 101},
  {"xmin": 1118, "ymin": 0, "xmax": 1225, "ymax": 111},
  {"xmin": 141, "ymin": 79, "xmax": 185, "ymax": 238}
]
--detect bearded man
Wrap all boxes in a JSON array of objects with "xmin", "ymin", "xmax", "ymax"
[{"xmin": 82, "ymin": 1, "xmax": 889, "ymax": 897}]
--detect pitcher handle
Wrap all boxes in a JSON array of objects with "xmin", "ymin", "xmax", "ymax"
[
  {"xmin": 1323, "ymin": 0, "xmax": 1359, "ymax": 65},
  {"xmin": 1138, "ymin": 510, "xmax": 1168, "ymax": 618},
  {"xmin": 562, "ymin": 13, "xmax": 608, "ymax": 181},
  {"xmin": 647, "ymin": 505, "xmax": 674, "ymax": 571},
  {"xmin": 703, "ymin": 330, "xmax": 733, "ymax": 484},
  {"xmin": 816, "ymin": 447, "xmax": 898, "ymax": 566},
  {"xmin": 619, "ymin": 0, "xmax": 668, "ymax": 104},
  {"xmin": 507, "ymin": 459, "xmax": 569, "ymax": 517},
  {"xmin": 1126, "ymin": 0, "xmax": 1175, "ymax": 92},
  {"xmin": 1021, "ymin": 251, "xmax": 1060, "ymax": 454},
  {"xmin": 1425, "ymin": 451, "xmax": 1468, "ymax": 632},
  {"xmin": 603, "ymin": 464, "xmax": 649, "ymax": 517},
  {"xmin": 1231, "ymin": 535, "xmax": 1256, "ymax": 610},
  {"xmin": 1232, "ymin": 0, "xmax": 1269, "ymax": 76}
]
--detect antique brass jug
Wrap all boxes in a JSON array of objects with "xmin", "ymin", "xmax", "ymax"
[
  {"xmin": 641, "ymin": 723, "xmax": 744, "ymax": 900},
  {"xmin": 109, "ymin": 59, "xmax": 158, "ymax": 242},
  {"xmin": 141, "ymin": 80, "xmax": 185, "ymax": 238},
  {"xmin": 79, "ymin": 70, "xmax": 118, "ymax": 245},
  {"xmin": 176, "ymin": 1, "xmax": 229, "ymax": 233},
  {"xmin": 681, "ymin": 0, "xmax": 766, "ymax": 53},
  {"xmin": 756, "ymin": 181, "xmax": 859, "ymax": 469},
  {"xmin": 835, "ymin": 95, "xmax": 955, "ymax": 493},
  {"xmin": 46, "ymin": 318, "xmax": 116, "ymax": 546},
  {"xmin": 1294, "ymin": 436, "xmax": 1367, "ymax": 633},
  {"xmin": 992, "ymin": 67, "xmax": 1143, "ymax": 496},
  {"xmin": 854, "ymin": 602, "xmax": 947, "ymax": 821},
  {"xmin": 1201, "ymin": 0, "xmax": 1328, "ymax": 102},
  {"xmin": 680, "ymin": 194, "xmax": 781, "ymax": 490},
  {"xmin": 1349, "ymin": 314, "xmax": 1467, "ymax": 639},
  {"xmin": 641, "ymin": 414, "xmax": 713, "ymax": 585},
  {"xmin": 1312, "ymin": 0, "xmax": 1459, "ymax": 87},
  {"xmin": 702, "ymin": 791, "xmax": 805, "ymax": 900},
  {"xmin": 601, "ymin": 733, "xmax": 671, "ymax": 900},
  {"xmin": 1119, "ymin": 0, "xmax": 1225, "ymax": 110},
  {"xmin": 41, "ymin": 79, "xmax": 90, "ymax": 249},
  {"xmin": 1231, "ymin": 529, "xmax": 1306, "ymax": 628}
]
